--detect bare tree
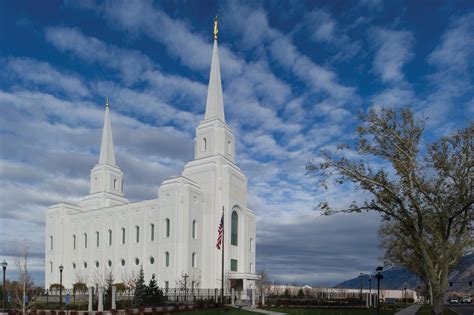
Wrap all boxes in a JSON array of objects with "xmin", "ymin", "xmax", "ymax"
[
  {"xmin": 306, "ymin": 108, "xmax": 473, "ymax": 314},
  {"xmin": 12, "ymin": 239, "xmax": 35, "ymax": 314}
]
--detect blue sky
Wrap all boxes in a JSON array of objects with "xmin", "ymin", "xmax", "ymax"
[{"xmin": 0, "ymin": 0, "xmax": 472, "ymax": 287}]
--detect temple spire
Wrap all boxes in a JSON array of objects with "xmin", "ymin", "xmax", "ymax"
[
  {"xmin": 204, "ymin": 16, "xmax": 225, "ymax": 122},
  {"xmin": 99, "ymin": 98, "xmax": 116, "ymax": 165}
]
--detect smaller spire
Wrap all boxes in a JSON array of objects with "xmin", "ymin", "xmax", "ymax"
[
  {"xmin": 105, "ymin": 97, "xmax": 109, "ymax": 108},
  {"xmin": 213, "ymin": 14, "xmax": 218, "ymax": 40},
  {"xmin": 99, "ymin": 99, "xmax": 116, "ymax": 166}
]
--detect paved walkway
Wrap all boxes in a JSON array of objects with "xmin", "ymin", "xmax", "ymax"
[
  {"xmin": 233, "ymin": 306, "xmax": 287, "ymax": 315},
  {"xmin": 395, "ymin": 304, "xmax": 422, "ymax": 315}
]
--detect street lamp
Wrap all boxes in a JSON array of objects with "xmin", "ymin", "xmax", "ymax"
[
  {"xmin": 375, "ymin": 266, "xmax": 384, "ymax": 315},
  {"xmin": 368, "ymin": 275, "xmax": 372, "ymax": 308},
  {"xmin": 59, "ymin": 265, "xmax": 64, "ymax": 309},
  {"xmin": 404, "ymin": 283, "xmax": 408, "ymax": 304},
  {"xmin": 2, "ymin": 260, "xmax": 7, "ymax": 311},
  {"xmin": 359, "ymin": 273, "xmax": 364, "ymax": 306}
]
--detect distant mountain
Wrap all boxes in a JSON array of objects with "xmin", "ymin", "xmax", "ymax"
[{"xmin": 334, "ymin": 253, "xmax": 474, "ymax": 291}]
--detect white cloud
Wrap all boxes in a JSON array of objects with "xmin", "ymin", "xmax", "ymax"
[
  {"xmin": 371, "ymin": 27, "xmax": 414, "ymax": 83},
  {"xmin": 5, "ymin": 57, "xmax": 89, "ymax": 97}
]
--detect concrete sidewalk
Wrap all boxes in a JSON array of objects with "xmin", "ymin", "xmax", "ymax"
[
  {"xmin": 395, "ymin": 304, "xmax": 422, "ymax": 315},
  {"xmin": 234, "ymin": 306, "xmax": 287, "ymax": 314}
]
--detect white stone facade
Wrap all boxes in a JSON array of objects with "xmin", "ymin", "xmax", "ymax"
[{"xmin": 44, "ymin": 36, "xmax": 258, "ymax": 297}]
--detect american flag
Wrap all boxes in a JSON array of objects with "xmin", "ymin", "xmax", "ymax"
[{"xmin": 216, "ymin": 213, "xmax": 224, "ymax": 250}]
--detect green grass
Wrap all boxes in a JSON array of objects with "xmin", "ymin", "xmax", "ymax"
[
  {"xmin": 178, "ymin": 307, "xmax": 258, "ymax": 314},
  {"xmin": 415, "ymin": 305, "xmax": 457, "ymax": 315},
  {"xmin": 261, "ymin": 307, "xmax": 396, "ymax": 315}
]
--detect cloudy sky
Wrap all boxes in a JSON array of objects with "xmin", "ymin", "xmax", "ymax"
[{"xmin": 0, "ymin": 0, "xmax": 472, "ymax": 287}]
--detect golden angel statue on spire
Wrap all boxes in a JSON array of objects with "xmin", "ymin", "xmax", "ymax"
[{"xmin": 213, "ymin": 15, "xmax": 218, "ymax": 40}]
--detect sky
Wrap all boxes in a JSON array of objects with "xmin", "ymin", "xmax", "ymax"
[{"xmin": 0, "ymin": 0, "xmax": 472, "ymax": 287}]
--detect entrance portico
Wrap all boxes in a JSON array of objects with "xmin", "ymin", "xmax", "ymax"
[{"xmin": 228, "ymin": 272, "xmax": 260, "ymax": 303}]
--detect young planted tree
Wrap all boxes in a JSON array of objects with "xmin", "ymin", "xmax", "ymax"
[
  {"xmin": 133, "ymin": 267, "xmax": 146, "ymax": 307},
  {"xmin": 12, "ymin": 239, "xmax": 36, "ymax": 314},
  {"xmin": 306, "ymin": 108, "xmax": 473, "ymax": 314},
  {"xmin": 145, "ymin": 274, "xmax": 163, "ymax": 306}
]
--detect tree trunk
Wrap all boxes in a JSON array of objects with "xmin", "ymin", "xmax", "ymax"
[{"xmin": 432, "ymin": 289, "xmax": 444, "ymax": 315}]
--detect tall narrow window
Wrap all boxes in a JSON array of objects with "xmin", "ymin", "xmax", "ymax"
[
  {"xmin": 202, "ymin": 138, "xmax": 207, "ymax": 151},
  {"xmin": 135, "ymin": 226, "xmax": 140, "ymax": 243},
  {"xmin": 73, "ymin": 234, "xmax": 76, "ymax": 250},
  {"xmin": 192, "ymin": 220, "xmax": 197, "ymax": 239},
  {"xmin": 108, "ymin": 229, "xmax": 112, "ymax": 246},
  {"xmin": 50, "ymin": 236, "xmax": 53, "ymax": 250},
  {"xmin": 150, "ymin": 224, "xmax": 155, "ymax": 241},
  {"xmin": 231, "ymin": 259, "xmax": 238, "ymax": 272},
  {"xmin": 50, "ymin": 261, "xmax": 53, "ymax": 273},
  {"xmin": 231, "ymin": 211, "xmax": 238, "ymax": 246},
  {"xmin": 227, "ymin": 140, "xmax": 232, "ymax": 155},
  {"xmin": 165, "ymin": 281, "xmax": 169, "ymax": 291},
  {"xmin": 165, "ymin": 252, "xmax": 170, "ymax": 267},
  {"xmin": 84, "ymin": 233, "xmax": 88, "ymax": 249},
  {"xmin": 114, "ymin": 179, "xmax": 117, "ymax": 189},
  {"xmin": 192, "ymin": 252, "xmax": 196, "ymax": 268},
  {"xmin": 250, "ymin": 262, "xmax": 253, "ymax": 273},
  {"xmin": 165, "ymin": 219, "xmax": 170, "ymax": 238},
  {"xmin": 96, "ymin": 231, "xmax": 100, "ymax": 247},
  {"xmin": 121, "ymin": 228, "xmax": 125, "ymax": 245},
  {"xmin": 250, "ymin": 238, "xmax": 253, "ymax": 252}
]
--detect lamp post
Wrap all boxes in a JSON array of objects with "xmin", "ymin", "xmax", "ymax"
[
  {"xmin": 359, "ymin": 272, "xmax": 364, "ymax": 306},
  {"xmin": 59, "ymin": 265, "xmax": 64, "ymax": 309},
  {"xmin": 2, "ymin": 260, "xmax": 7, "ymax": 311},
  {"xmin": 375, "ymin": 266, "xmax": 384, "ymax": 315},
  {"xmin": 404, "ymin": 283, "xmax": 408, "ymax": 304},
  {"xmin": 368, "ymin": 275, "xmax": 372, "ymax": 308}
]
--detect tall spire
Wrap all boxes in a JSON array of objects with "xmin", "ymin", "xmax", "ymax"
[
  {"xmin": 99, "ymin": 98, "xmax": 116, "ymax": 165},
  {"xmin": 204, "ymin": 16, "xmax": 225, "ymax": 122}
]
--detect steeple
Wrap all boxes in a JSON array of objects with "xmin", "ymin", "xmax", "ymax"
[
  {"xmin": 99, "ymin": 98, "xmax": 116, "ymax": 165},
  {"xmin": 193, "ymin": 17, "xmax": 235, "ymax": 162},
  {"xmin": 204, "ymin": 16, "xmax": 225, "ymax": 122},
  {"xmin": 79, "ymin": 99, "xmax": 128, "ymax": 210}
]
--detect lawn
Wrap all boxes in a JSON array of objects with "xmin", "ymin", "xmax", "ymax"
[
  {"xmin": 179, "ymin": 307, "xmax": 258, "ymax": 314},
  {"xmin": 415, "ymin": 305, "xmax": 457, "ymax": 315},
  {"xmin": 261, "ymin": 307, "xmax": 397, "ymax": 315}
]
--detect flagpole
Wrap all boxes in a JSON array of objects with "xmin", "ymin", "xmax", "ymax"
[{"xmin": 221, "ymin": 206, "xmax": 225, "ymax": 305}]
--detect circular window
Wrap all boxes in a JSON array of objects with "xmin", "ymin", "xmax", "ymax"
[
  {"xmin": 72, "ymin": 263, "xmax": 76, "ymax": 269},
  {"xmin": 108, "ymin": 260, "xmax": 112, "ymax": 267},
  {"xmin": 95, "ymin": 261, "xmax": 99, "ymax": 268},
  {"xmin": 83, "ymin": 262, "xmax": 87, "ymax": 269},
  {"xmin": 121, "ymin": 259, "xmax": 125, "ymax": 266},
  {"xmin": 149, "ymin": 257, "xmax": 154, "ymax": 264},
  {"xmin": 135, "ymin": 258, "xmax": 140, "ymax": 265}
]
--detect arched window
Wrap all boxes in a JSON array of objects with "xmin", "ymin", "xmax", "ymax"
[
  {"xmin": 83, "ymin": 262, "xmax": 88, "ymax": 269},
  {"xmin": 202, "ymin": 138, "xmax": 207, "ymax": 151},
  {"xmin": 165, "ymin": 219, "xmax": 170, "ymax": 238},
  {"xmin": 250, "ymin": 238, "xmax": 253, "ymax": 252},
  {"xmin": 73, "ymin": 234, "xmax": 76, "ymax": 250},
  {"xmin": 121, "ymin": 228, "xmax": 125, "ymax": 245},
  {"xmin": 231, "ymin": 211, "xmax": 238, "ymax": 246},
  {"xmin": 135, "ymin": 258, "xmax": 140, "ymax": 265},
  {"xmin": 114, "ymin": 179, "xmax": 117, "ymax": 189},
  {"xmin": 108, "ymin": 229, "xmax": 112, "ymax": 246},
  {"xmin": 108, "ymin": 260, "xmax": 112, "ymax": 267},
  {"xmin": 84, "ymin": 233, "xmax": 88, "ymax": 249},
  {"xmin": 192, "ymin": 220, "xmax": 197, "ymax": 239},
  {"xmin": 50, "ymin": 261, "xmax": 53, "ymax": 273},
  {"xmin": 96, "ymin": 231, "xmax": 100, "ymax": 247},
  {"xmin": 149, "ymin": 256, "xmax": 155, "ymax": 264},
  {"xmin": 121, "ymin": 259, "xmax": 125, "ymax": 266},
  {"xmin": 227, "ymin": 140, "xmax": 232, "ymax": 155},
  {"xmin": 135, "ymin": 226, "xmax": 140, "ymax": 243},
  {"xmin": 165, "ymin": 252, "xmax": 170, "ymax": 267},
  {"xmin": 250, "ymin": 262, "xmax": 253, "ymax": 273},
  {"xmin": 50, "ymin": 236, "xmax": 53, "ymax": 250},
  {"xmin": 95, "ymin": 261, "xmax": 99, "ymax": 268},
  {"xmin": 150, "ymin": 224, "xmax": 155, "ymax": 241},
  {"xmin": 192, "ymin": 252, "xmax": 197, "ymax": 268}
]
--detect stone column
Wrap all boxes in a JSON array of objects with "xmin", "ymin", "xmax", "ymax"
[
  {"xmin": 261, "ymin": 291, "xmax": 265, "ymax": 306},
  {"xmin": 112, "ymin": 286, "xmax": 117, "ymax": 310},
  {"xmin": 98, "ymin": 286, "xmax": 104, "ymax": 312},
  {"xmin": 231, "ymin": 288, "xmax": 235, "ymax": 305},
  {"xmin": 88, "ymin": 287, "xmax": 93, "ymax": 312},
  {"xmin": 251, "ymin": 288, "xmax": 256, "ymax": 307},
  {"xmin": 241, "ymin": 279, "xmax": 248, "ymax": 300}
]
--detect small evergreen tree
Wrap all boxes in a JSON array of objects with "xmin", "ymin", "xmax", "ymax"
[
  {"xmin": 133, "ymin": 267, "xmax": 147, "ymax": 306},
  {"xmin": 104, "ymin": 272, "xmax": 114, "ymax": 310},
  {"xmin": 145, "ymin": 274, "xmax": 164, "ymax": 306},
  {"xmin": 297, "ymin": 288, "xmax": 304, "ymax": 298}
]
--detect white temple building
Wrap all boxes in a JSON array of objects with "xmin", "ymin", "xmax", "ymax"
[{"xmin": 45, "ymin": 23, "xmax": 258, "ymax": 299}]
